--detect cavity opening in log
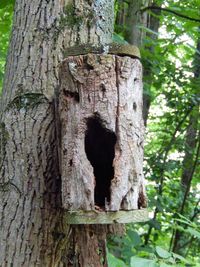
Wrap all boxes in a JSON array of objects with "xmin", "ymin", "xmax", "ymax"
[
  {"xmin": 59, "ymin": 52, "xmax": 146, "ymax": 213},
  {"xmin": 84, "ymin": 112, "xmax": 117, "ymax": 208}
]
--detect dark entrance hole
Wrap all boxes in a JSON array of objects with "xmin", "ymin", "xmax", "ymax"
[
  {"xmin": 84, "ymin": 113, "xmax": 117, "ymax": 207},
  {"xmin": 63, "ymin": 88, "xmax": 80, "ymax": 103}
]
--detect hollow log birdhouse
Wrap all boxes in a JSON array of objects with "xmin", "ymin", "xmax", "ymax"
[{"xmin": 58, "ymin": 44, "xmax": 148, "ymax": 224}]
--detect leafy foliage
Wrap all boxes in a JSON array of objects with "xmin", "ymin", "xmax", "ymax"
[
  {"xmin": 108, "ymin": 0, "xmax": 200, "ymax": 266},
  {"xmin": 0, "ymin": 0, "xmax": 14, "ymax": 92},
  {"xmin": 107, "ymin": 219, "xmax": 200, "ymax": 266}
]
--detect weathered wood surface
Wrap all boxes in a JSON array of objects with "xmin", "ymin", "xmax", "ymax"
[
  {"xmin": 65, "ymin": 209, "xmax": 148, "ymax": 224},
  {"xmin": 59, "ymin": 53, "xmax": 146, "ymax": 212},
  {"xmin": 64, "ymin": 43, "xmax": 141, "ymax": 58}
]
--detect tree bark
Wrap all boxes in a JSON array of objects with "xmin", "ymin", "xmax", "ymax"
[
  {"xmin": 115, "ymin": 0, "xmax": 160, "ymax": 125},
  {"xmin": 119, "ymin": 0, "xmax": 161, "ymax": 245},
  {"xmin": 0, "ymin": 0, "xmax": 115, "ymax": 266},
  {"xmin": 142, "ymin": 1, "xmax": 161, "ymax": 126},
  {"xmin": 59, "ymin": 52, "xmax": 145, "ymax": 213},
  {"xmin": 125, "ymin": 0, "xmax": 149, "ymax": 47}
]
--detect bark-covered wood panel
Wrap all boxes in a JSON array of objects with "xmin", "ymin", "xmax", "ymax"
[{"xmin": 59, "ymin": 53, "xmax": 146, "ymax": 212}]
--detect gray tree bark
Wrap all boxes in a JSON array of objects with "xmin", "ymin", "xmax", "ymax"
[
  {"xmin": 142, "ymin": 1, "xmax": 161, "ymax": 126},
  {"xmin": 115, "ymin": 0, "xmax": 159, "ymax": 125},
  {"xmin": 0, "ymin": 0, "xmax": 114, "ymax": 266},
  {"xmin": 125, "ymin": 0, "xmax": 149, "ymax": 47}
]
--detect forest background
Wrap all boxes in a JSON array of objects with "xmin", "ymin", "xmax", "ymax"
[{"xmin": 0, "ymin": 0, "xmax": 199, "ymax": 266}]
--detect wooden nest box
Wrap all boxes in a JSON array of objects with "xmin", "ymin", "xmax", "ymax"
[{"xmin": 58, "ymin": 44, "xmax": 148, "ymax": 224}]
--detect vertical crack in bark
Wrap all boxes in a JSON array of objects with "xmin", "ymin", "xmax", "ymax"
[
  {"xmin": 4, "ymin": 199, "xmax": 19, "ymax": 264},
  {"xmin": 114, "ymin": 56, "xmax": 120, "ymax": 146},
  {"xmin": 84, "ymin": 112, "xmax": 116, "ymax": 208}
]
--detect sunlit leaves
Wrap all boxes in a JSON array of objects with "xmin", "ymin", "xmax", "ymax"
[
  {"xmin": 130, "ymin": 257, "xmax": 158, "ymax": 267},
  {"xmin": 0, "ymin": 0, "xmax": 14, "ymax": 9},
  {"xmin": 0, "ymin": 1, "xmax": 14, "ymax": 92},
  {"xmin": 155, "ymin": 246, "xmax": 171, "ymax": 259},
  {"xmin": 107, "ymin": 252, "xmax": 128, "ymax": 267}
]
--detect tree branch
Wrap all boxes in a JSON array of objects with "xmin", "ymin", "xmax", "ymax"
[{"xmin": 140, "ymin": 6, "xmax": 200, "ymax": 23}]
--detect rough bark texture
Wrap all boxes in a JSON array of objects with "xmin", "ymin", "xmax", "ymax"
[
  {"xmin": 66, "ymin": 225, "xmax": 108, "ymax": 267},
  {"xmin": 59, "ymin": 53, "xmax": 146, "ymax": 213},
  {"xmin": 125, "ymin": 0, "xmax": 150, "ymax": 47},
  {"xmin": 142, "ymin": 1, "xmax": 161, "ymax": 126},
  {"xmin": 0, "ymin": 0, "xmax": 116, "ymax": 266},
  {"xmin": 116, "ymin": 0, "xmax": 159, "ymax": 126},
  {"xmin": 0, "ymin": 97, "xmax": 68, "ymax": 266}
]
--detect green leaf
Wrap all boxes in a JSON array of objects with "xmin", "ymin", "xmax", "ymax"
[
  {"xmin": 0, "ymin": 0, "xmax": 14, "ymax": 9},
  {"xmin": 186, "ymin": 227, "xmax": 200, "ymax": 239},
  {"xmin": 112, "ymin": 33, "xmax": 129, "ymax": 44},
  {"xmin": 148, "ymin": 219, "xmax": 161, "ymax": 230},
  {"xmin": 155, "ymin": 247, "xmax": 171, "ymax": 259},
  {"xmin": 107, "ymin": 253, "xmax": 127, "ymax": 267},
  {"xmin": 172, "ymin": 252, "xmax": 191, "ymax": 264},
  {"xmin": 127, "ymin": 230, "xmax": 141, "ymax": 247},
  {"xmin": 159, "ymin": 263, "xmax": 172, "ymax": 267},
  {"xmin": 130, "ymin": 257, "xmax": 158, "ymax": 267}
]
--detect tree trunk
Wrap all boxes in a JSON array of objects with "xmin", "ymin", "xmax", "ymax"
[
  {"xmin": 125, "ymin": 0, "xmax": 149, "ymax": 47},
  {"xmin": 142, "ymin": 1, "xmax": 161, "ymax": 126},
  {"xmin": 0, "ymin": 0, "xmax": 146, "ymax": 266},
  {"xmin": 116, "ymin": 0, "xmax": 160, "ymax": 125}
]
